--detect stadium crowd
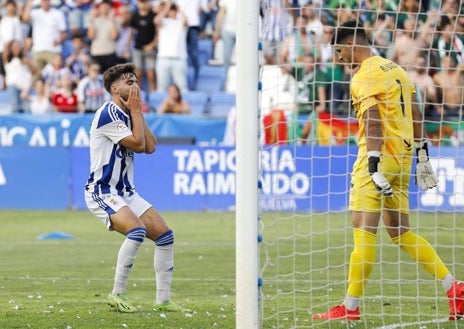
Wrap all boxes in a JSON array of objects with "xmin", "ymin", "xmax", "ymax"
[{"xmin": 0, "ymin": 0, "xmax": 462, "ymax": 145}]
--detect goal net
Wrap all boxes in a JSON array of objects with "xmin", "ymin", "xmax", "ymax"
[{"xmin": 257, "ymin": 1, "xmax": 464, "ymax": 328}]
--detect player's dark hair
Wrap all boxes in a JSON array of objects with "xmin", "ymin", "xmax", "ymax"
[
  {"xmin": 103, "ymin": 63, "xmax": 136, "ymax": 93},
  {"xmin": 331, "ymin": 19, "xmax": 367, "ymax": 46}
]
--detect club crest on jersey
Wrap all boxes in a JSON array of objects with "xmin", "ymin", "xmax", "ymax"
[{"xmin": 117, "ymin": 122, "xmax": 128, "ymax": 132}]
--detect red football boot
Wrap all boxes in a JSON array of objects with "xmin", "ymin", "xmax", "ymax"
[
  {"xmin": 312, "ymin": 304, "xmax": 360, "ymax": 321},
  {"xmin": 448, "ymin": 280, "xmax": 464, "ymax": 320}
]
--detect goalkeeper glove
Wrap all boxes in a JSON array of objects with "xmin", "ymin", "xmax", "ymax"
[
  {"xmin": 415, "ymin": 141, "xmax": 438, "ymax": 190},
  {"xmin": 368, "ymin": 151, "xmax": 393, "ymax": 196}
]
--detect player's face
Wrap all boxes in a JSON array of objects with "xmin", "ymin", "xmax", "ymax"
[
  {"xmin": 334, "ymin": 43, "xmax": 353, "ymax": 64},
  {"xmin": 117, "ymin": 73, "xmax": 138, "ymax": 101}
]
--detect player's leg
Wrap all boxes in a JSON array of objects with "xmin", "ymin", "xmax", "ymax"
[
  {"xmin": 85, "ymin": 192, "xmax": 146, "ymax": 312},
  {"xmin": 383, "ymin": 161, "xmax": 464, "ymax": 320},
  {"xmin": 346, "ymin": 211, "xmax": 381, "ymax": 304},
  {"xmin": 133, "ymin": 49, "xmax": 144, "ymax": 91},
  {"xmin": 383, "ymin": 208, "xmax": 464, "ymax": 319},
  {"xmin": 313, "ymin": 157, "xmax": 382, "ymax": 320},
  {"xmin": 108, "ymin": 206, "xmax": 146, "ymax": 312},
  {"xmin": 140, "ymin": 206, "xmax": 185, "ymax": 312},
  {"xmin": 145, "ymin": 50, "xmax": 157, "ymax": 92}
]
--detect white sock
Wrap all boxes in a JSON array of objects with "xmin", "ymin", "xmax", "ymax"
[
  {"xmin": 112, "ymin": 228, "xmax": 145, "ymax": 295},
  {"xmin": 442, "ymin": 274, "xmax": 455, "ymax": 292},
  {"xmin": 343, "ymin": 294, "xmax": 360, "ymax": 311},
  {"xmin": 155, "ymin": 244, "xmax": 174, "ymax": 304}
]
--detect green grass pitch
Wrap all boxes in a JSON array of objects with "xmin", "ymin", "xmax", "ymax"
[{"xmin": 1, "ymin": 210, "xmax": 464, "ymax": 329}]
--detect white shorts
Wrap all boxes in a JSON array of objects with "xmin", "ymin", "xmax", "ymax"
[{"xmin": 85, "ymin": 191, "xmax": 152, "ymax": 230}]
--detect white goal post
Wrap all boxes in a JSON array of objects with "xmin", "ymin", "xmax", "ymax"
[
  {"xmin": 235, "ymin": 1, "xmax": 464, "ymax": 329},
  {"xmin": 235, "ymin": 1, "xmax": 260, "ymax": 329}
]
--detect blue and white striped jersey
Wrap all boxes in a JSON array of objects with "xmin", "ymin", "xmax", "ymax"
[{"xmin": 85, "ymin": 101, "xmax": 135, "ymax": 196}]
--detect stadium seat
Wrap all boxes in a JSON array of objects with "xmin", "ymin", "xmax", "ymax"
[
  {"xmin": 198, "ymin": 39, "xmax": 213, "ymax": 66},
  {"xmin": 0, "ymin": 90, "xmax": 11, "ymax": 114},
  {"xmin": 196, "ymin": 76, "xmax": 225, "ymax": 93},
  {"xmin": 182, "ymin": 91, "xmax": 209, "ymax": 116},
  {"xmin": 199, "ymin": 65, "xmax": 228, "ymax": 80},
  {"xmin": 61, "ymin": 39, "xmax": 74, "ymax": 60},
  {"xmin": 208, "ymin": 92, "xmax": 236, "ymax": 117},
  {"xmin": 196, "ymin": 65, "xmax": 228, "ymax": 93},
  {"xmin": 147, "ymin": 91, "xmax": 167, "ymax": 112}
]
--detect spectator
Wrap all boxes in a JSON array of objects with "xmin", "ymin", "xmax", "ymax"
[
  {"xmin": 391, "ymin": 18, "xmax": 427, "ymax": 72},
  {"xmin": 52, "ymin": 73, "xmax": 79, "ymax": 113},
  {"xmin": 130, "ymin": 0, "xmax": 157, "ymax": 91},
  {"xmin": 177, "ymin": 0, "xmax": 202, "ymax": 89},
  {"xmin": 395, "ymin": 0, "xmax": 427, "ymax": 30},
  {"xmin": 155, "ymin": 1, "xmax": 188, "ymax": 92},
  {"xmin": 115, "ymin": 4, "xmax": 134, "ymax": 64},
  {"xmin": 22, "ymin": 0, "xmax": 67, "ymax": 73},
  {"xmin": 87, "ymin": 0, "xmax": 119, "ymax": 73},
  {"xmin": 331, "ymin": 3, "xmax": 358, "ymax": 25},
  {"xmin": 295, "ymin": 54, "xmax": 328, "ymax": 144},
  {"xmin": 456, "ymin": 15, "xmax": 464, "ymax": 42},
  {"xmin": 65, "ymin": 34, "xmax": 92, "ymax": 87},
  {"xmin": 199, "ymin": 0, "xmax": 219, "ymax": 37},
  {"xmin": 0, "ymin": 0, "xmax": 24, "ymax": 48},
  {"xmin": 42, "ymin": 53, "xmax": 71, "ymax": 96},
  {"xmin": 304, "ymin": 3, "xmax": 324, "ymax": 41},
  {"xmin": 440, "ymin": 0, "xmax": 460, "ymax": 22},
  {"xmin": 213, "ymin": 0, "xmax": 236, "ymax": 69},
  {"xmin": 68, "ymin": 0, "xmax": 94, "ymax": 37},
  {"xmin": 29, "ymin": 78, "xmax": 53, "ymax": 114},
  {"xmin": 433, "ymin": 15, "xmax": 464, "ymax": 66},
  {"xmin": 362, "ymin": 0, "xmax": 397, "ymax": 29},
  {"xmin": 280, "ymin": 14, "xmax": 318, "ymax": 75},
  {"xmin": 317, "ymin": 25, "xmax": 348, "ymax": 114},
  {"xmin": 432, "ymin": 54, "xmax": 464, "ymax": 122},
  {"xmin": 3, "ymin": 40, "xmax": 34, "ymax": 113},
  {"xmin": 408, "ymin": 55, "xmax": 440, "ymax": 119},
  {"xmin": 367, "ymin": 13, "xmax": 394, "ymax": 58},
  {"xmin": 323, "ymin": 0, "xmax": 358, "ymax": 24},
  {"xmin": 260, "ymin": 0, "xmax": 290, "ymax": 65},
  {"xmin": 0, "ymin": 0, "xmax": 25, "ymax": 89},
  {"xmin": 157, "ymin": 83, "xmax": 191, "ymax": 114},
  {"xmin": 76, "ymin": 61, "xmax": 107, "ymax": 113}
]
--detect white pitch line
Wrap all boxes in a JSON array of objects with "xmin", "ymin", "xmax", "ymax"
[
  {"xmin": 0, "ymin": 276, "xmax": 234, "ymax": 282},
  {"xmin": 373, "ymin": 317, "xmax": 449, "ymax": 329}
]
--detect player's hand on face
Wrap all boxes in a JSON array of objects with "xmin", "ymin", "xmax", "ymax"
[{"xmin": 121, "ymin": 84, "xmax": 141, "ymax": 113}]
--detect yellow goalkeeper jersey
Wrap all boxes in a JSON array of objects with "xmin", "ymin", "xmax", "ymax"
[{"xmin": 351, "ymin": 56, "xmax": 415, "ymax": 163}]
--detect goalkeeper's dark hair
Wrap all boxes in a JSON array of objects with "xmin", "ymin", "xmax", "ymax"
[
  {"xmin": 331, "ymin": 19, "xmax": 368, "ymax": 46},
  {"xmin": 103, "ymin": 63, "xmax": 136, "ymax": 93}
]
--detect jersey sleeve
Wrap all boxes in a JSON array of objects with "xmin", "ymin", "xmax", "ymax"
[
  {"xmin": 351, "ymin": 71, "xmax": 381, "ymax": 117},
  {"xmin": 96, "ymin": 105, "xmax": 133, "ymax": 144}
]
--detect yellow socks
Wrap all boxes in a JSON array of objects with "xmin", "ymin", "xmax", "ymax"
[
  {"xmin": 347, "ymin": 229, "xmax": 377, "ymax": 297},
  {"xmin": 391, "ymin": 230, "xmax": 450, "ymax": 280},
  {"xmin": 346, "ymin": 229, "xmax": 451, "ymax": 299}
]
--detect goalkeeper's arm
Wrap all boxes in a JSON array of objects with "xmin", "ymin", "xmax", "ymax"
[
  {"xmin": 410, "ymin": 93, "xmax": 438, "ymax": 190},
  {"xmin": 364, "ymin": 106, "xmax": 393, "ymax": 196}
]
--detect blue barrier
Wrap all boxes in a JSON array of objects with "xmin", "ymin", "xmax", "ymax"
[
  {"xmin": 0, "ymin": 147, "xmax": 70, "ymax": 209},
  {"xmin": 0, "ymin": 113, "xmax": 227, "ymax": 146},
  {"xmin": 0, "ymin": 144, "xmax": 463, "ymax": 212}
]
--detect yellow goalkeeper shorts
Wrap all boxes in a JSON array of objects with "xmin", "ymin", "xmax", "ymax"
[{"xmin": 349, "ymin": 155, "xmax": 411, "ymax": 213}]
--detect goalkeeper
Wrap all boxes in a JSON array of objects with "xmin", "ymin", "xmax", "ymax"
[{"xmin": 313, "ymin": 20, "xmax": 464, "ymax": 321}]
